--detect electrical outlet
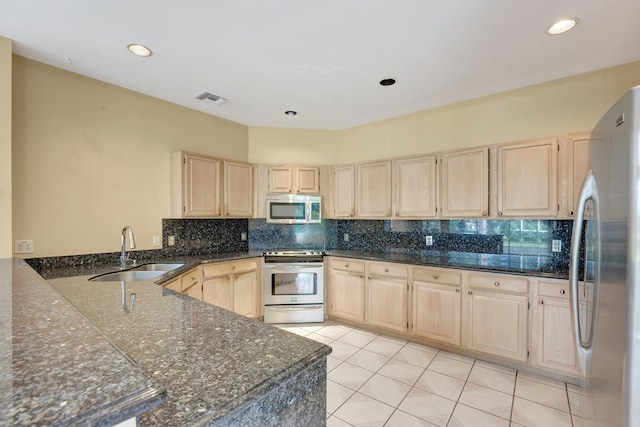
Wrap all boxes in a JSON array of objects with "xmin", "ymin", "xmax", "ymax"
[
  {"xmin": 241, "ymin": 232, "xmax": 247, "ymax": 241},
  {"xmin": 15, "ymin": 240, "xmax": 34, "ymax": 254},
  {"xmin": 168, "ymin": 236, "xmax": 176, "ymax": 246},
  {"xmin": 152, "ymin": 236, "xmax": 161, "ymax": 247},
  {"xmin": 343, "ymin": 233, "xmax": 349, "ymax": 242},
  {"xmin": 552, "ymin": 239, "xmax": 562, "ymax": 252},
  {"xmin": 425, "ymin": 236, "xmax": 433, "ymax": 246}
]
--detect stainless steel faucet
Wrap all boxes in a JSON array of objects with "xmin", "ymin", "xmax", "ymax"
[{"xmin": 120, "ymin": 225, "xmax": 136, "ymax": 268}]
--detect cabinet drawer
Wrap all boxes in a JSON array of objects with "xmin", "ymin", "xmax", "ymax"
[
  {"xmin": 413, "ymin": 267, "xmax": 461, "ymax": 286},
  {"xmin": 181, "ymin": 268, "xmax": 200, "ymax": 289},
  {"xmin": 538, "ymin": 280, "xmax": 593, "ymax": 301},
  {"xmin": 203, "ymin": 259, "xmax": 258, "ymax": 278},
  {"xmin": 331, "ymin": 258, "xmax": 365, "ymax": 274},
  {"xmin": 469, "ymin": 273, "xmax": 529, "ymax": 294},
  {"xmin": 368, "ymin": 262, "xmax": 408, "ymax": 278}
]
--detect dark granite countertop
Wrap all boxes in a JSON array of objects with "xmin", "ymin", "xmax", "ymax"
[
  {"xmin": 46, "ymin": 271, "xmax": 331, "ymax": 426},
  {"xmin": 0, "ymin": 258, "xmax": 165, "ymax": 426},
  {"xmin": 324, "ymin": 250, "xmax": 569, "ymax": 279}
]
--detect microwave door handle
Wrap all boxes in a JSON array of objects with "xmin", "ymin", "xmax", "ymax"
[
  {"xmin": 306, "ymin": 202, "xmax": 311, "ymax": 222},
  {"xmin": 569, "ymin": 170, "xmax": 598, "ymax": 359}
]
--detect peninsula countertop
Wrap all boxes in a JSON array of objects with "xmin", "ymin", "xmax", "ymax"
[
  {"xmin": 46, "ymin": 270, "xmax": 331, "ymax": 426},
  {"xmin": 0, "ymin": 258, "xmax": 165, "ymax": 426}
]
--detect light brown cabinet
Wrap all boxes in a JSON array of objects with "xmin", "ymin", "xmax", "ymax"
[
  {"xmin": 268, "ymin": 165, "xmax": 320, "ymax": 194},
  {"xmin": 328, "ymin": 258, "xmax": 366, "ymax": 322},
  {"xmin": 531, "ymin": 278, "xmax": 587, "ymax": 378},
  {"xmin": 171, "ymin": 151, "xmax": 254, "ymax": 219},
  {"xmin": 180, "ymin": 267, "xmax": 203, "ymax": 300},
  {"xmin": 440, "ymin": 147, "xmax": 489, "ymax": 218},
  {"xmin": 466, "ymin": 273, "xmax": 529, "ymax": 362},
  {"xmin": 559, "ymin": 133, "xmax": 590, "ymax": 219},
  {"xmin": 411, "ymin": 267, "xmax": 462, "ymax": 346},
  {"xmin": 171, "ymin": 152, "xmax": 222, "ymax": 218},
  {"xmin": 334, "ymin": 165, "xmax": 355, "ymax": 217},
  {"xmin": 366, "ymin": 262, "xmax": 408, "ymax": 333},
  {"xmin": 495, "ymin": 138, "xmax": 558, "ymax": 217},
  {"xmin": 223, "ymin": 160, "xmax": 254, "ymax": 217},
  {"xmin": 356, "ymin": 160, "xmax": 392, "ymax": 218},
  {"xmin": 394, "ymin": 156, "xmax": 437, "ymax": 218},
  {"xmin": 202, "ymin": 259, "xmax": 261, "ymax": 318}
]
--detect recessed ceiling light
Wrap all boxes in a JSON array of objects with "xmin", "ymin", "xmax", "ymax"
[
  {"xmin": 546, "ymin": 18, "xmax": 579, "ymax": 35},
  {"xmin": 379, "ymin": 78, "xmax": 397, "ymax": 86},
  {"xmin": 285, "ymin": 111, "xmax": 298, "ymax": 116},
  {"xmin": 127, "ymin": 43, "xmax": 153, "ymax": 57}
]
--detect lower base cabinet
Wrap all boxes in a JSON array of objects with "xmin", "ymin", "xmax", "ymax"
[
  {"xmin": 202, "ymin": 259, "xmax": 261, "ymax": 319},
  {"xmin": 413, "ymin": 281, "xmax": 461, "ymax": 346},
  {"xmin": 328, "ymin": 258, "xmax": 366, "ymax": 322},
  {"xmin": 366, "ymin": 273, "xmax": 408, "ymax": 333},
  {"xmin": 467, "ymin": 290, "xmax": 529, "ymax": 362}
]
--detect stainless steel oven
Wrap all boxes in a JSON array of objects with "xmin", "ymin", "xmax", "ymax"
[{"xmin": 263, "ymin": 251, "xmax": 324, "ymax": 324}]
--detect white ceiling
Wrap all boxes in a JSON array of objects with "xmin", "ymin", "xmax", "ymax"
[{"xmin": 2, "ymin": 0, "xmax": 640, "ymax": 130}]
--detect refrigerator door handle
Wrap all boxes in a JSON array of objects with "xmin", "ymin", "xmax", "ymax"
[{"xmin": 569, "ymin": 170, "xmax": 599, "ymax": 358}]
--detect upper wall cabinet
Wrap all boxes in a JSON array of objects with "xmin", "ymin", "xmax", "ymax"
[
  {"xmin": 440, "ymin": 147, "xmax": 489, "ymax": 218},
  {"xmin": 558, "ymin": 132, "xmax": 590, "ymax": 219},
  {"xmin": 171, "ymin": 151, "xmax": 222, "ymax": 218},
  {"xmin": 356, "ymin": 160, "xmax": 392, "ymax": 218},
  {"xmin": 223, "ymin": 160, "xmax": 254, "ymax": 217},
  {"xmin": 268, "ymin": 165, "xmax": 320, "ymax": 194},
  {"xmin": 334, "ymin": 165, "xmax": 356, "ymax": 218},
  {"xmin": 171, "ymin": 151, "xmax": 254, "ymax": 218},
  {"xmin": 394, "ymin": 155, "xmax": 437, "ymax": 218},
  {"xmin": 495, "ymin": 138, "xmax": 559, "ymax": 217}
]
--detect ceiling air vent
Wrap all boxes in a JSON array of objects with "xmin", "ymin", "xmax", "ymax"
[{"xmin": 195, "ymin": 91, "xmax": 227, "ymax": 105}]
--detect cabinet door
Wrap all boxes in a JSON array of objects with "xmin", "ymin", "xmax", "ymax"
[
  {"xmin": 295, "ymin": 167, "xmax": 320, "ymax": 194},
  {"xmin": 184, "ymin": 153, "xmax": 222, "ymax": 217},
  {"xmin": 330, "ymin": 270, "xmax": 365, "ymax": 322},
  {"xmin": 413, "ymin": 281, "xmax": 461, "ymax": 346},
  {"xmin": 468, "ymin": 290, "xmax": 528, "ymax": 362},
  {"xmin": 440, "ymin": 148, "xmax": 489, "ymax": 218},
  {"xmin": 224, "ymin": 161, "xmax": 254, "ymax": 217},
  {"xmin": 570, "ymin": 134, "xmax": 589, "ymax": 217},
  {"xmin": 202, "ymin": 276, "xmax": 233, "ymax": 311},
  {"xmin": 496, "ymin": 139, "xmax": 558, "ymax": 217},
  {"xmin": 184, "ymin": 282, "xmax": 203, "ymax": 301},
  {"xmin": 233, "ymin": 270, "xmax": 259, "ymax": 318},
  {"xmin": 356, "ymin": 161, "xmax": 392, "ymax": 218},
  {"xmin": 395, "ymin": 156, "xmax": 437, "ymax": 218},
  {"xmin": 366, "ymin": 276, "xmax": 408, "ymax": 333},
  {"xmin": 532, "ymin": 297, "xmax": 582, "ymax": 377},
  {"xmin": 268, "ymin": 166, "xmax": 293, "ymax": 193},
  {"xmin": 334, "ymin": 165, "xmax": 355, "ymax": 217}
]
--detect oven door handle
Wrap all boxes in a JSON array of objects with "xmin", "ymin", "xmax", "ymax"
[
  {"xmin": 263, "ymin": 264, "xmax": 322, "ymax": 269},
  {"xmin": 266, "ymin": 305, "xmax": 323, "ymax": 311}
]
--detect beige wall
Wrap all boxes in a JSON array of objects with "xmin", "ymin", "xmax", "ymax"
[
  {"xmin": 248, "ymin": 61, "xmax": 640, "ymax": 164},
  {"xmin": 12, "ymin": 56, "xmax": 248, "ymax": 257},
  {"xmin": 0, "ymin": 38, "xmax": 11, "ymax": 258}
]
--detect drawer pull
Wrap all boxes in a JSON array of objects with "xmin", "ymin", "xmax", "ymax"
[
  {"xmin": 433, "ymin": 274, "xmax": 439, "ymax": 279},
  {"xmin": 482, "ymin": 212, "xmax": 488, "ymax": 216},
  {"xmin": 560, "ymin": 289, "xmax": 566, "ymax": 295},
  {"xmin": 384, "ymin": 268, "xmax": 389, "ymax": 273},
  {"xmin": 494, "ymin": 281, "xmax": 500, "ymax": 287},
  {"xmin": 468, "ymin": 291, "xmax": 473, "ymax": 295},
  {"xmin": 345, "ymin": 264, "xmax": 349, "ymax": 268},
  {"xmin": 498, "ymin": 212, "xmax": 503, "ymax": 216},
  {"xmin": 569, "ymin": 211, "xmax": 574, "ymax": 216},
  {"xmin": 232, "ymin": 266, "xmax": 236, "ymax": 270},
  {"xmin": 539, "ymin": 300, "xmax": 544, "ymax": 304},
  {"xmin": 456, "ymin": 288, "xmax": 460, "ymax": 293}
]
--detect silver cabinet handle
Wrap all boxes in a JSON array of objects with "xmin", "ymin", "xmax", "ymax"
[
  {"xmin": 482, "ymin": 212, "xmax": 488, "ymax": 216},
  {"xmin": 456, "ymin": 288, "xmax": 460, "ymax": 293},
  {"xmin": 494, "ymin": 281, "xmax": 500, "ymax": 287},
  {"xmin": 539, "ymin": 300, "xmax": 544, "ymax": 304},
  {"xmin": 560, "ymin": 289, "xmax": 566, "ymax": 295},
  {"xmin": 498, "ymin": 212, "xmax": 503, "ymax": 216},
  {"xmin": 433, "ymin": 274, "xmax": 439, "ymax": 279},
  {"xmin": 384, "ymin": 268, "xmax": 389, "ymax": 273}
]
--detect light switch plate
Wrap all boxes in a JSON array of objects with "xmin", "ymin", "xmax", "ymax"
[
  {"xmin": 343, "ymin": 233, "xmax": 349, "ymax": 242},
  {"xmin": 241, "ymin": 232, "xmax": 247, "ymax": 241},
  {"xmin": 152, "ymin": 236, "xmax": 161, "ymax": 247},
  {"xmin": 425, "ymin": 236, "xmax": 433, "ymax": 246},
  {"xmin": 552, "ymin": 239, "xmax": 562, "ymax": 252},
  {"xmin": 168, "ymin": 236, "xmax": 176, "ymax": 246}
]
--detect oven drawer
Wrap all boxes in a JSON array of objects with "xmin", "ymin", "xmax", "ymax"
[
  {"xmin": 331, "ymin": 258, "xmax": 365, "ymax": 274},
  {"xmin": 263, "ymin": 305, "xmax": 324, "ymax": 324}
]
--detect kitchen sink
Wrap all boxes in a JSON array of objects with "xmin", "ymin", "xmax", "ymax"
[
  {"xmin": 90, "ymin": 270, "xmax": 166, "ymax": 282},
  {"xmin": 131, "ymin": 263, "xmax": 184, "ymax": 271}
]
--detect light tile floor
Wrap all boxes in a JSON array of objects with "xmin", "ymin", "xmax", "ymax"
[{"xmin": 275, "ymin": 320, "xmax": 592, "ymax": 427}]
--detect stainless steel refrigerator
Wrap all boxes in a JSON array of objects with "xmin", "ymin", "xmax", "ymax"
[{"xmin": 570, "ymin": 85, "xmax": 640, "ymax": 426}]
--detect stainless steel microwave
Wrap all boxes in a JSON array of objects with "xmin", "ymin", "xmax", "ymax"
[{"xmin": 266, "ymin": 194, "xmax": 321, "ymax": 224}]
